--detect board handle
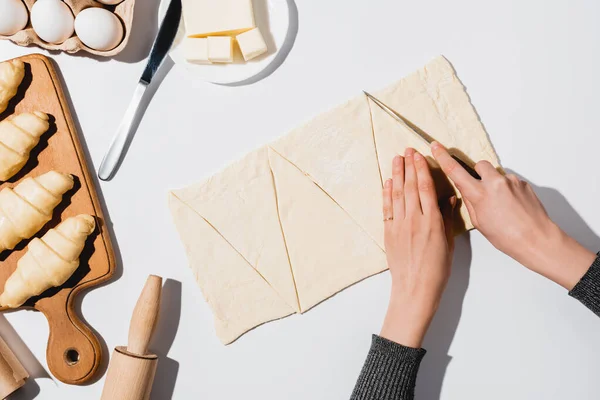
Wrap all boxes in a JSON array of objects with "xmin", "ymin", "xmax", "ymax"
[{"xmin": 42, "ymin": 303, "xmax": 102, "ymax": 385}]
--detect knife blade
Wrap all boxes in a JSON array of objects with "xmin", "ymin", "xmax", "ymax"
[
  {"xmin": 363, "ymin": 91, "xmax": 481, "ymax": 180},
  {"xmin": 98, "ymin": 0, "xmax": 182, "ymax": 181}
]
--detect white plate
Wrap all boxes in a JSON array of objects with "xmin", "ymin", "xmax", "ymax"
[{"xmin": 158, "ymin": 0, "xmax": 291, "ymax": 84}]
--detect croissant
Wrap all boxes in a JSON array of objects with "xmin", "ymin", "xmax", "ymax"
[
  {"xmin": 0, "ymin": 111, "xmax": 50, "ymax": 181},
  {"xmin": 0, "ymin": 171, "xmax": 74, "ymax": 253},
  {"xmin": 0, "ymin": 214, "xmax": 96, "ymax": 308},
  {"xmin": 0, "ymin": 60, "xmax": 25, "ymax": 114}
]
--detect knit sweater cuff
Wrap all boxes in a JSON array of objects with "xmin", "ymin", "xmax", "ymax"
[
  {"xmin": 569, "ymin": 252, "xmax": 600, "ymax": 316},
  {"xmin": 350, "ymin": 335, "xmax": 426, "ymax": 400}
]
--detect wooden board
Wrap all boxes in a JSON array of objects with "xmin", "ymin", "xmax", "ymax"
[
  {"xmin": 0, "ymin": 0, "xmax": 135, "ymax": 57},
  {"xmin": 0, "ymin": 54, "xmax": 116, "ymax": 384}
]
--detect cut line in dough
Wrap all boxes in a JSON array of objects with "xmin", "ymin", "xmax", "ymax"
[{"xmin": 169, "ymin": 55, "xmax": 502, "ymax": 344}]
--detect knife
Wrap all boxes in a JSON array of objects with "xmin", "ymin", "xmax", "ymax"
[
  {"xmin": 98, "ymin": 0, "xmax": 182, "ymax": 181},
  {"xmin": 363, "ymin": 91, "xmax": 481, "ymax": 180}
]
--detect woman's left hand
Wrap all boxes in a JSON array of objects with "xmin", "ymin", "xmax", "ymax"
[{"xmin": 380, "ymin": 148, "xmax": 456, "ymax": 348}]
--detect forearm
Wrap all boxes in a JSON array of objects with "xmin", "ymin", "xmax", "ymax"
[
  {"xmin": 351, "ymin": 292, "xmax": 434, "ymax": 400},
  {"xmin": 513, "ymin": 224, "xmax": 595, "ymax": 291},
  {"xmin": 350, "ymin": 335, "xmax": 426, "ymax": 400}
]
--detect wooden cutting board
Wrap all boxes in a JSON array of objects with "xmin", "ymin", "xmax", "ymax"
[{"xmin": 0, "ymin": 54, "xmax": 116, "ymax": 384}]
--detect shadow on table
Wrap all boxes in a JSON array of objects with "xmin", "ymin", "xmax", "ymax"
[
  {"xmin": 415, "ymin": 171, "xmax": 600, "ymax": 399},
  {"xmin": 507, "ymin": 170, "xmax": 600, "ymax": 253},
  {"xmin": 0, "ymin": 315, "xmax": 51, "ymax": 400},
  {"xmin": 416, "ymin": 233, "xmax": 472, "ymax": 400},
  {"xmin": 530, "ymin": 185, "xmax": 600, "ymax": 253},
  {"xmin": 150, "ymin": 279, "xmax": 182, "ymax": 400}
]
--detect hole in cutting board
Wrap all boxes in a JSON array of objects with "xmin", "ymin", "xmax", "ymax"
[{"xmin": 64, "ymin": 348, "xmax": 80, "ymax": 366}]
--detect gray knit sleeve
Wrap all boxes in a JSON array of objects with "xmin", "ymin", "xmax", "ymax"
[
  {"xmin": 569, "ymin": 253, "xmax": 600, "ymax": 316},
  {"xmin": 350, "ymin": 335, "xmax": 426, "ymax": 400}
]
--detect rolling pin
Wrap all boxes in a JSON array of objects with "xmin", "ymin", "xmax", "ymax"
[
  {"xmin": 101, "ymin": 275, "xmax": 162, "ymax": 400},
  {"xmin": 0, "ymin": 334, "xmax": 28, "ymax": 399}
]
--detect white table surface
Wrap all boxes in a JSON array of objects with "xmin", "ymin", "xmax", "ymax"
[{"xmin": 1, "ymin": 0, "xmax": 600, "ymax": 398}]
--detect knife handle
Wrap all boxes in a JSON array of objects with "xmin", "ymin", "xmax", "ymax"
[
  {"xmin": 452, "ymin": 155, "xmax": 481, "ymax": 180},
  {"xmin": 98, "ymin": 82, "xmax": 148, "ymax": 181}
]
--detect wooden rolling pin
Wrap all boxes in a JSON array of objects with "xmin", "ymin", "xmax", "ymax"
[
  {"xmin": 101, "ymin": 275, "xmax": 162, "ymax": 400},
  {"xmin": 0, "ymin": 334, "xmax": 28, "ymax": 398}
]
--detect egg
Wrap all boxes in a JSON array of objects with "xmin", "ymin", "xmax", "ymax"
[
  {"xmin": 75, "ymin": 8, "xmax": 124, "ymax": 51},
  {"xmin": 31, "ymin": 0, "xmax": 74, "ymax": 44},
  {"xmin": 0, "ymin": 0, "xmax": 29, "ymax": 36}
]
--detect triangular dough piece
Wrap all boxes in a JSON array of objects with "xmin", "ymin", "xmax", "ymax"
[
  {"xmin": 370, "ymin": 56, "xmax": 501, "ymax": 231},
  {"xmin": 270, "ymin": 95, "xmax": 384, "ymax": 249},
  {"xmin": 169, "ymin": 193, "xmax": 294, "ymax": 344},
  {"xmin": 171, "ymin": 147, "xmax": 300, "ymax": 313},
  {"xmin": 268, "ymin": 148, "xmax": 387, "ymax": 313}
]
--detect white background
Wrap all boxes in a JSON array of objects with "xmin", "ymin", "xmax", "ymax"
[{"xmin": 1, "ymin": 0, "xmax": 600, "ymax": 398}]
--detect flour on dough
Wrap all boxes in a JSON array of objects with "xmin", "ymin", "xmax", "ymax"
[
  {"xmin": 268, "ymin": 148, "xmax": 387, "ymax": 312},
  {"xmin": 169, "ymin": 192, "xmax": 295, "ymax": 344},
  {"xmin": 170, "ymin": 147, "xmax": 300, "ymax": 312},
  {"xmin": 271, "ymin": 95, "xmax": 385, "ymax": 250}
]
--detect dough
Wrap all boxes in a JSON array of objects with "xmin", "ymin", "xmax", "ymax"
[
  {"xmin": 169, "ymin": 192, "xmax": 295, "ymax": 344},
  {"xmin": 271, "ymin": 95, "xmax": 385, "ymax": 249},
  {"xmin": 170, "ymin": 147, "xmax": 300, "ymax": 313},
  {"xmin": 169, "ymin": 56, "xmax": 501, "ymax": 344},
  {"xmin": 268, "ymin": 148, "xmax": 386, "ymax": 312},
  {"xmin": 370, "ymin": 57, "xmax": 501, "ymax": 231}
]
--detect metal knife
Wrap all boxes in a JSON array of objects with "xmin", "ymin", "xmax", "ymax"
[
  {"xmin": 364, "ymin": 91, "xmax": 481, "ymax": 180},
  {"xmin": 98, "ymin": 0, "xmax": 182, "ymax": 181}
]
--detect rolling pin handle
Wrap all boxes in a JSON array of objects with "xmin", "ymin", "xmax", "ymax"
[{"xmin": 127, "ymin": 275, "xmax": 162, "ymax": 356}]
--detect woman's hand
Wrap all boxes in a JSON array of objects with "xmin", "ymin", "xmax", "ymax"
[
  {"xmin": 431, "ymin": 141, "xmax": 595, "ymax": 290},
  {"xmin": 380, "ymin": 148, "xmax": 456, "ymax": 348}
]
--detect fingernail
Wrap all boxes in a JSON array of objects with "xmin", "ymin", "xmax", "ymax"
[
  {"xmin": 413, "ymin": 152, "xmax": 423, "ymax": 161},
  {"xmin": 450, "ymin": 195, "xmax": 457, "ymax": 208},
  {"xmin": 431, "ymin": 141, "xmax": 441, "ymax": 150},
  {"xmin": 393, "ymin": 155, "xmax": 401, "ymax": 166},
  {"xmin": 385, "ymin": 179, "xmax": 392, "ymax": 188},
  {"xmin": 405, "ymin": 147, "xmax": 415, "ymax": 157}
]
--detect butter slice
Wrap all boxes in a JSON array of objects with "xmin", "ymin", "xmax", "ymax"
[
  {"xmin": 183, "ymin": 38, "xmax": 211, "ymax": 63},
  {"xmin": 236, "ymin": 27, "xmax": 267, "ymax": 61},
  {"xmin": 208, "ymin": 36, "xmax": 233, "ymax": 63},
  {"xmin": 183, "ymin": 0, "xmax": 255, "ymax": 37}
]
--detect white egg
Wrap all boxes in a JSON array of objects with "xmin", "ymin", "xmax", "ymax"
[
  {"xmin": 31, "ymin": 0, "xmax": 74, "ymax": 44},
  {"xmin": 74, "ymin": 8, "xmax": 124, "ymax": 51},
  {"xmin": 0, "ymin": 0, "xmax": 28, "ymax": 36}
]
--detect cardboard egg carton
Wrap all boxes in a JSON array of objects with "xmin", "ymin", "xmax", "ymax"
[{"xmin": 0, "ymin": 0, "xmax": 134, "ymax": 57}]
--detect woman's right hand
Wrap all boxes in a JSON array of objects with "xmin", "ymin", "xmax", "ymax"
[{"xmin": 431, "ymin": 141, "xmax": 595, "ymax": 290}]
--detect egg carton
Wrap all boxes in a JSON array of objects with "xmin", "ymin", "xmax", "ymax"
[{"xmin": 0, "ymin": 0, "xmax": 134, "ymax": 57}]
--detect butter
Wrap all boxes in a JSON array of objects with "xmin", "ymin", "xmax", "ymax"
[
  {"xmin": 183, "ymin": 37, "xmax": 211, "ymax": 63},
  {"xmin": 236, "ymin": 27, "xmax": 267, "ymax": 61},
  {"xmin": 208, "ymin": 36, "xmax": 233, "ymax": 63},
  {"xmin": 183, "ymin": 0, "xmax": 255, "ymax": 38}
]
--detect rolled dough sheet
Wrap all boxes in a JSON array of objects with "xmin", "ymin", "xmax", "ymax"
[
  {"xmin": 268, "ymin": 148, "xmax": 386, "ymax": 312},
  {"xmin": 370, "ymin": 57, "xmax": 500, "ymax": 231},
  {"xmin": 169, "ymin": 56, "xmax": 500, "ymax": 344},
  {"xmin": 170, "ymin": 147, "xmax": 300, "ymax": 313},
  {"xmin": 169, "ymin": 192, "xmax": 295, "ymax": 344},
  {"xmin": 271, "ymin": 94, "xmax": 385, "ymax": 250}
]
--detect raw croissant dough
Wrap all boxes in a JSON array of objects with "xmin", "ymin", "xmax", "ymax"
[
  {"xmin": 170, "ymin": 56, "xmax": 501, "ymax": 344},
  {"xmin": 0, "ymin": 214, "xmax": 95, "ymax": 308},
  {"xmin": 0, "ymin": 60, "xmax": 25, "ymax": 114},
  {"xmin": 0, "ymin": 171, "xmax": 74, "ymax": 253},
  {"xmin": 0, "ymin": 111, "xmax": 51, "ymax": 181}
]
